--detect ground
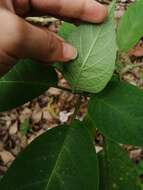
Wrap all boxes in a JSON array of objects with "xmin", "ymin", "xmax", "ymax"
[{"xmin": 0, "ymin": 0, "xmax": 143, "ymax": 179}]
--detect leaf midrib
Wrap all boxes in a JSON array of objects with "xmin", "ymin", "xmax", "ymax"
[
  {"xmin": 73, "ymin": 3, "xmax": 115, "ymax": 91},
  {"xmin": 45, "ymin": 127, "xmax": 73, "ymax": 190},
  {"xmin": 73, "ymin": 26, "xmax": 102, "ymax": 90}
]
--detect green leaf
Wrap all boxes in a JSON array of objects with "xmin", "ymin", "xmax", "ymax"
[
  {"xmin": 0, "ymin": 59, "xmax": 58, "ymax": 112},
  {"xmin": 20, "ymin": 119, "xmax": 30, "ymax": 136},
  {"xmin": 137, "ymin": 160, "xmax": 143, "ymax": 176},
  {"xmin": 0, "ymin": 121, "xmax": 99, "ymax": 190},
  {"xmin": 54, "ymin": 23, "xmax": 76, "ymax": 71},
  {"xmin": 60, "ymin": 3, "xmax": 117, "ymax": 93},
  {"xmin": 98, "ymin": 139, "xmax": 141, "ymax": 190},
  {"xmin": 59, "ymin": 22, "xmax": 76, "ymax": 40},
  {"xmin": 117, "ymin": 0, "xmax": 143, "ymax": 52},
  {"xmin": 83, "ymin": 113, "xmax": 96, "ymax": 138},
  {"xmin": 88, "ymin": 80, "xmax": 143, "ymax": 146}
]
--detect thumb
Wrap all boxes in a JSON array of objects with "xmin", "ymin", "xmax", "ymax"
[
  {"xmin": 0, "ymin": 10, "xmax": 77, "ymax": 76},
  {"xmin": 15, "ymin": 21, "xmax": 77, "ymax": 63}
]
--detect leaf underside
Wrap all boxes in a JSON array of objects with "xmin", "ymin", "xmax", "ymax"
[{"xmin": 60, "ymin": 3, "xmax": 117, "ymax": 93}]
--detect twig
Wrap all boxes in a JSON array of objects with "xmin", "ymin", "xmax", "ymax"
[
  {"xmin": 56, "ymin": 86, "xmax": 73, "ymax": 93},
  {"xmin": 56, "ymin": 86, "xmax": 91, "ymax": 97}
]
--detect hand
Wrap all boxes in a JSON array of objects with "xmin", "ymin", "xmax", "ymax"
[
  {"xmin": 0, "ymin": 0, "xmax": 107, "ymax": 75},
  {"xmin": 129, "ymin": 43, "xmax": 143, "ymax": 57}
]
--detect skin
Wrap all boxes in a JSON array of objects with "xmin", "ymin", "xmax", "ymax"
[
  {"xmin": 129, "ymin": 45, "xmax": 143, "ymax": 57},
  {"xmin": 0, "ymin": 0, "xmax": 108, "ymax": 75}
]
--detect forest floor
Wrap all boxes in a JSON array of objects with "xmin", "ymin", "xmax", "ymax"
[{"xmin": 1, "ymin": 0, "xmax": 143, "ymax": 180}]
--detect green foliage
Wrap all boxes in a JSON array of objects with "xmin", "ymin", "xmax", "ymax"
[
  {"xmin": 117, "ymin": 0, "xmax": 143, "ymax": 52},
  {"xmin": 137, "ymin": 160, "xmax": 143, "ymax": 176},
  {"xmin": 0, "ymin": 176, "xmax": 2, "ymax": 182},
  {"xmin": 83, "ymin": 113, "xmax": 97, "ymax": 138},
  {"xmin": 0, "ymin": 121, "xmax": 99, "ymax": 190},
  {"xmin": 20, "ymin": 118, "xmax": 30, "ymax": 136},
  {"xmin": 98, "ymin": 139, "xmax": 141, "ymax": 190},
  {"xmin": 59, "ymin": 22, "xmax": 76, "ymax": 40},
  {"xmin": 1, "ymin": 1, "xmax": 143, "ymax": 189},
  {"xmin": 88, "ymin": 80, "xmax": 143, "ymax": 146},
  {"xmin": 59, "ymin": 2, "xmax": 117, "ymax": 93},
  {"xmin": 0, "ymin": 59, "xmax": 57, "ymax": 112}
]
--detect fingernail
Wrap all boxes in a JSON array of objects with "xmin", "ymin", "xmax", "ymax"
[
  {"xmin": 85, "ymin": 2, "xmax": 108, "ymax": 23},
  {"xmin": 63, "ymin": 43, "xmax": 78, "ymax": 61}
]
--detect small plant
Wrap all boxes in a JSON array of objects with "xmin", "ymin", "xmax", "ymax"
[{"xmin": 0, "ymin": 0, "xmax": 143, "ymax": 189}]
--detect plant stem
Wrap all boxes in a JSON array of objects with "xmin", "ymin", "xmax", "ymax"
[
  {"xmin": 56, "ymin": 86, "xmax": 91, "ymax": 97},
  {"xmin": 56, "ymin": 86, "xmax": 73, "ymax": 93}
]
